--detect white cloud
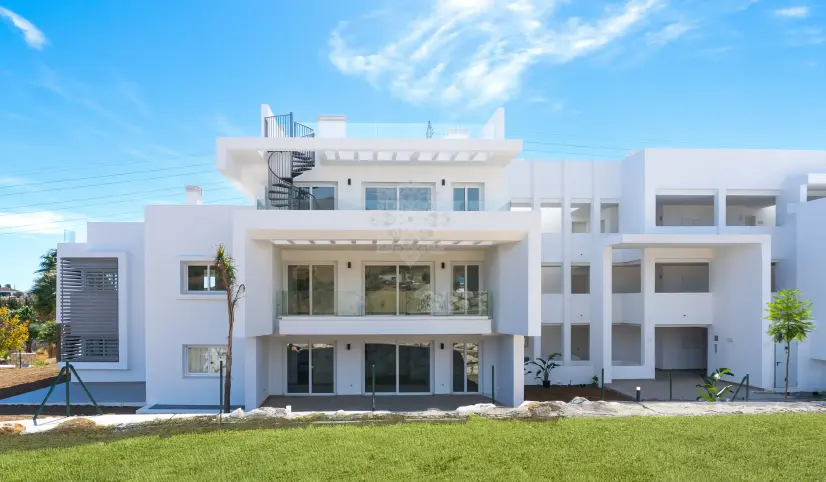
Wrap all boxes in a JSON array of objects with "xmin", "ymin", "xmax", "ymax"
[
  {"xmin": 0, "ymin": 211, "xmax": 72, "ymax": 235},
  {"xmin": 646, "ymin": 22, "xmax": 694, "ymax": 46},
  {"xmin": 329, "ymin": 0, "xmax": 664, "ymax": 107},
  {"xmin": 787, "ymin": 27, "xmax": 826, "ymax": 46},
  {"xmin": 775, "ymin": 6, "xmax": 810, "ymax": 18},
  {"xmin": 0, "ymin": 7, "xmax": 47, "ymax": 50}
]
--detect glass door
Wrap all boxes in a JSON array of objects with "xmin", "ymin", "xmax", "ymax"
[
  {"xmin": 365, "ymin": 342, "xmax": 432, "ymax": 394},
  {"xmin": 287, "ymin": 264, "xmax": 335, "ymax": 315},
  {"xmin": 365, "ymin": 265, "xmax": 432, "ymax": 315},
  {"xmin": 287, "ymin": 343, "xmax": 335, "ymax": 394},
  {"xmin": 452, "ymin": 342, "xmax": 480, "ymax": 393},
  {"xmin": 452, "ymin": 265, "xmax": 481, "ymax": 314}
]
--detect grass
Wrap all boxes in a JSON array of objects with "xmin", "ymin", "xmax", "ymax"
[{"xmin": 1, "ymin": 414, "xmax": 825, "ymax": 481}]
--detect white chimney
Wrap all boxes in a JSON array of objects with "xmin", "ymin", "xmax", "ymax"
[{"xmin": 185, "ymin": 185, "xmax": 203, "ymax": 205}]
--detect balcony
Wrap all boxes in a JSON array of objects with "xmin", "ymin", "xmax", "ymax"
[
  {"xmin": 647, "ymin": 293, "xmax": 713, "ymax": 325},
  {"xmin": 256, "ymin": 197, "xmax": 515, "ymax": 212},
  {"xmin": 275, "ymin": 290, "xmax": 493, "ymax": 336}
]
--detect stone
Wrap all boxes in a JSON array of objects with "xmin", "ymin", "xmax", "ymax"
[
  {"xmin": 244, "ymin": 407, "xmax": 289, "ymax": 418},
  {"xmin": 569, "ymin": 396, "xmax": 589, "ymax": 405},
  {"xmin": 456, "ymin": 403, "xmax": 497, "ymax": 413},
  {"xmin": 227, "ymin": 408, "xmax": 245, "ymax": 418}
]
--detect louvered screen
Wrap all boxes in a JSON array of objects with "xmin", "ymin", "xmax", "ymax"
[{"xmin": 59, "ymin": 257, "xmax": 119, "ymax": 362}]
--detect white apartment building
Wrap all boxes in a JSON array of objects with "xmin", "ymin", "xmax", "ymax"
[{"xmin": 54, "ymin": 105, "xmax": 826, "ymax": 411}]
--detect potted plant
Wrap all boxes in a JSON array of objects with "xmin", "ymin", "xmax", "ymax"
[{"xmin": 525, "ymin": 353, "xmax": 561, "ymax": 388}]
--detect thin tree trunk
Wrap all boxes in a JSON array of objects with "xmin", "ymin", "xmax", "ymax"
[
  {"xmin": 785, "ymin": 341, "xmax": 791, "ymax": 401},
  {"xmin": 224, "ymin": 302, "xmax": 234, "ymax": 412}
]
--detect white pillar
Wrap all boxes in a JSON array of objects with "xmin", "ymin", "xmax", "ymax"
[
  {"xmin": 641, "ymin": 249, "xmax": 656, "ymax": 377},
  {"xmin": 590, "ymin": 245, "xmax": 613, "ymax": 382},
  {"xmin": 244, "ymin": 337, "xmax": 259, "ymax": 411}
]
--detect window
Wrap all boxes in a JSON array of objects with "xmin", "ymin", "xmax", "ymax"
[
  {"xmin": 364, "ymin": 264, "xmax": 432, "ymax": 315},
  {"xmin": 185, "ymin": 346, "xmax": 227, "ymax": 376},
  {"xmin": 296, "ymin": 184, "xmax": 336, "ymax": 210},
  {"xmin": 655, "ymin": 263, "xmax": 710, "ymax": 293},
  {"xmin": 571, "ymin": 203, "xmax": 591, "ymax": 233},
  {"xmin": 453, "ymin": 185, "xmax": 482, "ymax": 211},
  {"xmin": 613, "ymin": 264, "xmax": 641, "ymax": 294},
  {"xmin": 541, "ymin": 265, "xmax": 563, "ymax": 294},
  {"xmin": 286, "ymin": 264, "xmax": 335, "ymax": 315},
  {"xmin": 365, "ymin": 185, "xmax": 432, "ymax": 211},
  {"xmin": 540, "ymin": 202, "xmax": 562, "ymax": 233},
  {"xmin": 185, "ymin": 264, "xmax": 225, "ymax": 292},
  {"xmin": 571, "ymin": 265, "xmax": 590, "ymax": 294},
  {"xmin": 571, "ymin": 325, "xmax": 590, "ymax": 361}
]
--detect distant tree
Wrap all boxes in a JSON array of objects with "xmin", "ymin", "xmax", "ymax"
[
  {"xmin": 0, "ymin": 307, "xmax": 28, "ymax": 361},
  {"xmin": 38, "ymin": 320, "xmax": 58, "ymax": 359},
  {"xmin": 3, "ymin": 284, "xmax": 10, "ymax": 289},
  {"xmin": 765, "ymin": 289, "xmax": 815, "ymax": 400},
  {"xmin": 13, "ymin": 305, "xmax": 37, "ymax": 352},
  {"xmin": 31, "ymin": 249, "xmax": 57, "ymax": 320},
  {"xmin": 214, "ymin": 243, "xmax": 245, "ymax": 412}
]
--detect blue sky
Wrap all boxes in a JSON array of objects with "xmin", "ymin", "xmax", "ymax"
[{"xmin": 0, "ymin": 0, "xmax": 824, "ymax": 289}]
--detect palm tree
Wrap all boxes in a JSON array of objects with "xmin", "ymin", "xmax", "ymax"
[
  {"xmin": 214, "ymin": 243, "xmax": 245, "ymax": 412},
  {"xmin": 765, "ymin": 289, "xmax": 815, "ymax": 400},
  {"xmin": 31, "ymin": 249, "xmax": 57, "ymax": 321}
]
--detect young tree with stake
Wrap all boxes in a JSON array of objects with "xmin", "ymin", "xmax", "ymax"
[
  {"xmin": 214, "ymin": 243, "xmax": 245, "ymax": 412},
  {"xmin": 765, "ymin": 289, "xmax": 815, "ymax": 400}
]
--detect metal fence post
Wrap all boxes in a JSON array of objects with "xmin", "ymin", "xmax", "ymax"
[
  {"xmin": 601, "ymin": 368, "xmax": 605, "ymax": 400},
  {"xmin": 669, "ymin": 369, "xmax": 673, "ymax": 401},
  {"xmin": 371, "ymin": 364, "xmax": 376, "ymax": 412},
  {"xmin": 65, "ymin": 361, "xmax": 71, "ymax": 417},
  {"xmin": 745, "ymin": 374, "xmax": 749, "ymax": 402},
  {"xmin": 491, "ymin": 365, "xmax": 495, "ymax": 404}
]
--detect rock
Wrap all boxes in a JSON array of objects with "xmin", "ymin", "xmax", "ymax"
[
  {"xmin": 569, "ymin": 396, "xmax": 589, "ymax": 405},
  {"xmin": 244, "ymin": 407, "xmax": 289, "ymax": 418},
  {"xmin": 227, "ymin": 408, "xmax": 245, "ymax": 418},
  {"xmin": 456, "ymin": 403, "xmax": 497, "ymax": 413}
]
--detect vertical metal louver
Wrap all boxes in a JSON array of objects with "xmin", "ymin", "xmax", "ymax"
[{"xmin": 59, "ymin": 258, "xmax": 119, "ymax": 362}]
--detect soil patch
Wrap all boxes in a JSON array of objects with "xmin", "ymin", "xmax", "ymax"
[
  {"xmin": 0, "ymin": 405, "xmax": 137, "ymax": 422},
  {"xmin": 0, "ymin": 366, "xmax": 62, "ymax": 400},
  {"xmin": 525, "ymin": 385, "xmax": 633, "ymax": 402}
]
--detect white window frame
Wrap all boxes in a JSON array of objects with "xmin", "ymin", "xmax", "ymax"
[
  {"xmin": 452, "ymin": 183, "xmax": 484, "ymax": 211},
  {"xmin": 363, "ymin": 183, "xmax": 434, "ymax": 211},
  {"xmin": 181, "ymin": 262, "xmax": 224, "ymax": 294},
  {"xmin": 183, "ymin": 345, "xmax": 227, "ymax": 377},
  {"xmin": 293, "ymin": 182, "xmax": 337, "ymax": 210}
]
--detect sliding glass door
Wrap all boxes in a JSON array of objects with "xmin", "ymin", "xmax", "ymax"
[
  {"xmin": 286, "ymin": 264, "xmax": 335, "ymax": 315},
  {"xmin": 452, "ymin": 264, "xmax": 482, "ymax": 314},
  {"xmin": 452, "ymin": 342, "xmax": 480, "ymax": 393},
  {"xmin": 286, "ymin": 343, "xmax": 335, "ymax": 394},
  {"xmin": 364, "ymin": 265, "xmax": 432, "ymax": 315},
  {"xmin": 365, "ymin": 186, "xmax": 432, "ymax": 211},
  {"xmin": 365, "ymin": 342, "xmax": 431, "ymax": 394}
]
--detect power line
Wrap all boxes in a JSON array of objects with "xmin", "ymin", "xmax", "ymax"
[
  {"xmin": 0, "ymin": 169, "xmax": 217, "ymax": 198},
  {"xmin": 0, "ymin": 184, "xmax": 238, "ymax": 217},
  {"xmin": 0, "ymin": 181, "xmax": 230, "ymax": 212},
  {"xmin": 0, "ymin": 196, "xmax": 250, "ymax": 236},
  {"xmin": 6, "ymin": 151, "xmax": 213, "ymax": 177},
  {"xmin": 0, "ymin": 162, "xmax": 212, "ymax": 191}
]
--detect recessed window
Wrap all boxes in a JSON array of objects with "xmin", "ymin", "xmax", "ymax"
[
  {"xmin": 453, "ymin": 185, "xmax": 483, "ymax": 211},
  {"xmin": 541, "ymin": 265, "xmax": 563, "ymax": 294},
  {"xmin": 185, "ymin": 346, "xmax": 227, "ymax": 376},
  {"xmin": 185, "ymin": 264, "xmax": 225, "ymax": 293},
  {"xmin": 571, "ymin": 265, "xmax": 590, "ymax": 294},
  {"xmin": 365, "ymin": 185, "xmax": 432, "ymax": 211},
  {"xmin": 295, "ymin": 184, "xmax": 336, "ymax": 210}
]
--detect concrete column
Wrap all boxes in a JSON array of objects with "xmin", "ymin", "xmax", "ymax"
[
  {"xmin": 716, "ymin": 188, "xmax": 727, "ymax": 232},
  {"xmin": 561, "ymin": 162, "xmax": 572, "ymax": 364},
  {"xmin": 590, "ymin": 245, "xmax": 613, "ymax": 382},
  {"xmin": 641, "ymin": 249, "xmax": 656, "ymax": 377},
  {"xmin": 244, "ymin": 337, "xmax": 259, "ymax": 411}
]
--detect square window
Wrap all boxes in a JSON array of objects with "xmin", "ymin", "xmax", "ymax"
[
  {"xmin": 185, "ymin": 346, "xmax": 228, "ymax": 375},
  {"xmin": 185, "ymin": 264, "xmax": 225, "ymax": 293}
]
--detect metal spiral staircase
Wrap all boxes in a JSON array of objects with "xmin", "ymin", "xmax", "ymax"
[{"xmin": 264, "ymin": 113, "xmax": 316, "ymax": 209}]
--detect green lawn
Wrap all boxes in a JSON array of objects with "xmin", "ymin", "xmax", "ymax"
[{"xmin": 1, "ymin": 414, "xmax": 825, "ymax": 481}]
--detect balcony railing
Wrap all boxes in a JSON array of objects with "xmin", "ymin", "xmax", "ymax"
[
  {"xmin": 276, "ymin": 290, "xmax": 491, "ymax": 317},
  {"xmin": 256, "ymin": 198, "xmax": 517, "ymax": 212}
]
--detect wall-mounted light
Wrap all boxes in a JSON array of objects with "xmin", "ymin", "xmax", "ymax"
[
  {"xmin": 347, "ymin": 344, "xmax": 351, "ymax": 350},
  {"xmin": 347, "ymin": 178, "xmax": 351, "ymax": 185},
  {"xmin": 441, "ymin": 262, "xmax": 445, "ymax": 269},
  {"xmin": 441, "ymin": 179, "xmax": 446, "ymax": 186},
  {"xmin": 347, "ymin": 262, "xmax": 352, "ymax": 269},
  {"xmin": 440, "ymin": 343, "xmax": 444, "ymax": 350}
]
